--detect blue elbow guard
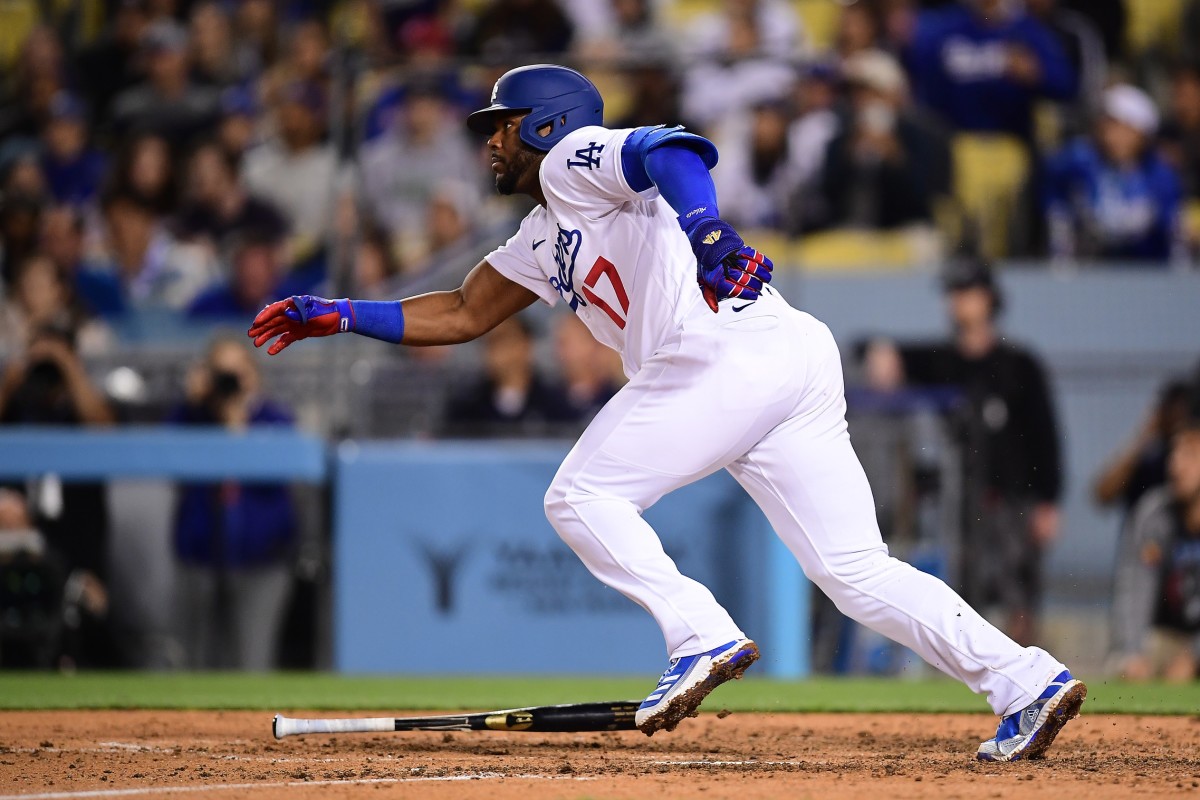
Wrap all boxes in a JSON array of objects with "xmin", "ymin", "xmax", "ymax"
[{"xmin": 621, "ymin": 125, "xmax": 719, "ymax": 192}]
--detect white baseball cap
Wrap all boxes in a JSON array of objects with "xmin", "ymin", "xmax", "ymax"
[
  {"xmin": 1102, "ymin": 84, "xmax": 1159, "ymax": 136},
  {"xmin": 843, "ymin": 50, "xmax": 908, "ymax": 96}
]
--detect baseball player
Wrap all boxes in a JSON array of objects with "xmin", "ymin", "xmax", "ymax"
[{"xmin": 248, "ymin": 65, "xmax": 1085, "ymax": 760}]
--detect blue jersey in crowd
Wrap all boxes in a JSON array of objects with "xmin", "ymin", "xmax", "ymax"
[
  {"xmin": 171, "ymin": 399, "xmax": 297, "ymax": 568},
  {"xmin": 1043, "ymin": 138, "xmax": 1182, "ymax": 262},
  {"xmin": 906, "ymin": 5, "xmax": 1077, "ymax": 139}
]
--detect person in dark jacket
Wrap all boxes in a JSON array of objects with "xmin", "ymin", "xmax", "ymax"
[
  {"xmin": 170, "ymin": 335, "xmax": 296, "ymax": 670},
  {"xmin": 864, "ymin": 261, "xmax": 1062, "ymax": 645},
  {"xmin": 444, "ymin": 314, "xmax": 575, "ymax": 437},
  {"xmin": 817, "ymin": 49, "xmax": 950, "ymax": 231}
]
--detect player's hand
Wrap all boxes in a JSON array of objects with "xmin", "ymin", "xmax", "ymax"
[
  {"xmin": 683, "ymin": 216, "xmax": 773, "ymax": 312},
  {"xmin": 247, "ymin": 295, "xmax": 352, "ymax": 355}
]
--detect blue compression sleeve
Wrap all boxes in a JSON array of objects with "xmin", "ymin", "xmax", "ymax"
[
  {"xmin": 346, "ymin": 299, "xmax": 405, "ymax": 343},
  {"xmin": 642, "ymin": 146, "xmax": 719, "ymax": 225}
]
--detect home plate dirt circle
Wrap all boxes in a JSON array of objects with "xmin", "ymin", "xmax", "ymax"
[{"xmin": 1, "ymin": 710, "xmax": 1197, "ymax": 799}]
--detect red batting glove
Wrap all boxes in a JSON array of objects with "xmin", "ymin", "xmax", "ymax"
[{"xmin": 247, "ymin": 295, "xmax": 350, "ymax": 355}]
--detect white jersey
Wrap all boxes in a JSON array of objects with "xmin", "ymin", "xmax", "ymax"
[{"xmin": 486, "ymin": 126, "xmax": 704, "ymax": 377}]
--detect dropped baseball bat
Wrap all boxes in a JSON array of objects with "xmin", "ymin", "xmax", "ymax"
[{"xmin": 272, "ymin": 700, "xmax": 640, "ymax": 739}]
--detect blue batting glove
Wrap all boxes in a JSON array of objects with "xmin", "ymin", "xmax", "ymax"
[{"xmin": 682, "ymin": 216, "xmax": 774, "ymax": 312}]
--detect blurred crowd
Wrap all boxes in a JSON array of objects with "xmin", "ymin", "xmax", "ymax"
[
  {"xmin": 1, "ymin": 0, "xmax": 1200, "ymax": 674},
  {"xmin": 1, "ymin": 0, "xmax": 1199, "ymax": 362}
]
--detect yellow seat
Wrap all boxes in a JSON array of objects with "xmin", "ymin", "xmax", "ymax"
[
  {"xmin": 791, "ymin": 228, "xmax": 941, "ymax": 272},
  {"xmin": 1126, "ymin": 0, "xmax": 1186, "ymax": 55},
  {"xmin": 796, "ymin": 0, "xmax": 841, "ymax": 53},
  {"xmin": 1184, "ymin": 199, "xmax": 1200, "ymax": 247},
  {"xmin": 0, "ymin": 1, "xmax": 39, "ymax": 69},
  {"xmin": 951, "ymin": 134, "xmax": 1031, "ymax": 260}
]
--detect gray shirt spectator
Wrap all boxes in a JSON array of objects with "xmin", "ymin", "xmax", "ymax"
[{"xmin": 359, "ymin": 85, "xmax": 483, "ymax": 253}]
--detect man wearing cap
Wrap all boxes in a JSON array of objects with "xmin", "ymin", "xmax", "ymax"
[
  {"xmin": 864, "ymin": 261, "xmax": 1062, "ymax": 647},
  {"xmin": 110, "ymin": 20, "xmax": 220, "ymax": 139},
  {"xmin": 817, "ymin": 49, "xmax": 950, "ymax": 231},
  {"xmin": 1044, "ymin": 84, "xmax": 1184, "ymax": 263},
  {"xmin": 40, "ymin": 93, "xmax": 107, "ymax": 208}
]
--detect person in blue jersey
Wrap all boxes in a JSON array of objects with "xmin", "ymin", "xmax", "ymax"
[
  {"xmin": 905, "ymin": 0, "xmax": 1077, "ymax": 141},
  {"xmin": 1043, "ymin": 84, "xmax": 1183, "ymax": 264}
]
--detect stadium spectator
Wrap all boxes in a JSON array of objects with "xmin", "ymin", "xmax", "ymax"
[
  {"xmin": 0, "ymin": 253, "xmax": 110, "ymax": 357},
  {"xmin": 815, "ymin": 49, "xmax": 948, "ymax": 231},
  {"xmin": 261, "ymin": 17, "xmax": 329, "ymax": 101},
  {"xmin": 187, "ymin": 231, "xmax": 287, "ymax": 320},
  {"xmin": 685, "ymin": 0, "xmax": 804, "ymax": 62},
  {"xmin": 39, "ymin": 93, "xmax": 107, "ymax": 209},
  {"xmin": 214, "ymin": 85, "xmax": 262, "ymax": 162},
  {"xmin": 552, "ymin": 314, "xmax": 621, "ymax": 425},
  {"xmin": 863, "ymin": 261, "xmax": 1062, "ymax": 646},
  {"xmin": 110, "ymin": 20, "xmax": 220, "ymax": 139},
  {"xmin": 170, "ymin": 335, "xmax": 297, "ymax": 670},
  {"xmin": 349, "ymin": 228, "xmax": 401, "ymax": 300},
  {"xmin": 175, "ymin": 140, "xmax": 287, "ymax": 251},
  {"xmin": 241, "ymin": 80, "xmax": 344, "ymax": 258},
  {"xmin": 1043, "ymin": 84, "xmax": 1183, "ymax": 264},
  {"xmin": 359, "ymin": 80, "xmax": 481, "ymax": 255},
  {"xmin": 1111, "ymin": 420, "xmax": 1200, "ymax": 682},
  {"xmin": 0, "ymin": 322, "xmax": 118, "ymax": 668},
  {"xmin": 680, "ymin": 2, "xmax": 801, "ymax": 131},
  {"xmin": 95, "ymin": 190, "xmax": 218, "ymax": 310},
  {"xmin": 74, "ymin": 0, "xmax": 151, "ymax": 128},
  {"xmin": 835, "ymin": 0, "xmax": 883, "ymax": 61},
  {"xmin": 572, "ymin": 0, "xmax": 673, "ymax": 64},
  {"xmin": 0, "ymin": 25, "xmax": 68, "ymax": 144},
  {"xmin": 1161, "ymin": 61, "xmax": 1200, "ymax": 203},
  {"xmin": 787, "ymin": 62, "xmax": 841, "ymax": 230},
  {"xmin": 107, "ymin": 131, "xmax": 177, "ymax": 216},
  {"xmin": 712, "ymin": 98, "xmax": 807, "ymax": 231},
  {"xmin": 610, "ymin": 61, "xmax": 694, "ymax": 131},
  {"xmin": 40, "ymin": 206, "xmax": 124, "ymax": 319},
  {"xmin": 1095, "ymin": 379, "xmax": 1194, "ymax": 671},
  {"xmin": 231, "ymin": 0, "xmax": 279, "ymax": 76},
  {"xmin": 1095, "ymin": 380, "xmax": 1195, "ymax": 515},
  {"xmin": 404, "ymin": 180, "xmax": 482, "ymax": 277},
  {"xmin": 1024, "ymin": 0, "xmax": 1106, "ymax": 126},
  {"xmin": 0, "ymin": 190, "xmax": 43, "ymax": 288},
  {"xmin": 905, "ymin": 0, "xmax": 1077, "ymax": 142},
  {"xmin": 188, "ymin": 1, "xmax": 250, "ymax": 90},
  {"xmin": 443, "ymin": 315, "xmax": 573, "ymax": 438},
  {"xmin": 463, "ymin": 0, "xmax": 574, "ymax": 62}
]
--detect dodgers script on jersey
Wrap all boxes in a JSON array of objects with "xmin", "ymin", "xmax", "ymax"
[{"xmin": 487, "ymin": 126, "xmax": 704, "ymax": 377}]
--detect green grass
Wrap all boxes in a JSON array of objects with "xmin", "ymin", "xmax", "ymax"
[{"xmin": 0, "ymin": 673, "xmax": 1195, "ymax": 715}]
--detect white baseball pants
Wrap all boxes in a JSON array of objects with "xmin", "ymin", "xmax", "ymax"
[{"xmin": 543, "ymin": 295, "xmax": 1065, "ymax": 717}]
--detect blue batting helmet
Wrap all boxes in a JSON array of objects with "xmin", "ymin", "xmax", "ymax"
[{"xmin": 466, "ymin": 64, "xmax": 603, "ymax": 151}]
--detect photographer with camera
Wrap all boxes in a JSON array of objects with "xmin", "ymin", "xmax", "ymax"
[
  {"xmin": 169, "ymin": 335, "xmax": 296, "ymax": 670},
  {"xmin": 0, "ymin": 322, "xmax": 118, "ymax": 668}
]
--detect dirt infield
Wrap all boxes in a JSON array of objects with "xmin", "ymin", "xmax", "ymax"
[{"xmin": 1, "ymin": 710, "xmax": 1198, "ymax": 799}]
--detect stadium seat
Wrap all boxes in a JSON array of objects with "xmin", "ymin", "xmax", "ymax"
[
  {"xmin": 789, "ymin": 227, "xmax": 942, "ymax": 272},
  {"xmin": 951, "ymin": 134, "xmax": 1031, "ymax": 260},
  {"xmin": 795, "ymin": 0, "xmax": 841, "ymax": 53},
  {"xmin": 0, "ymin": 1, "xmax": 38, "ymax": 68},
  {"xmin": 1125, "ymin": 0, "xmax": 1186, "ymax": 55}
]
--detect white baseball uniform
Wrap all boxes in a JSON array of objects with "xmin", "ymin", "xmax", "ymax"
[{"xmin": 487, "ymin": 125, "xmax": 1065, "ymax": 716}]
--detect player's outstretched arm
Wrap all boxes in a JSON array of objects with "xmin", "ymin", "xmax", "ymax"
[{"xmin": 248, "ymin": 259, "xmax": 538, "ymax": 355}]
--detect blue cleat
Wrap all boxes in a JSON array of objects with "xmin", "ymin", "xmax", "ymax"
[
  {"xmin": 635, "ymin": 638, "xmax": 759, "ymax": 736},
  {"xmin": 976, "ymin": 670, "xmax": 1087, "ymax": 762}
]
